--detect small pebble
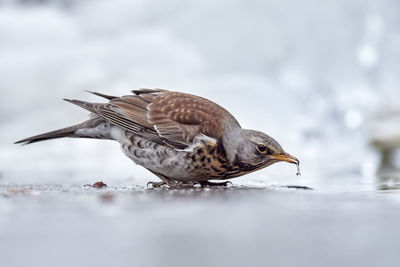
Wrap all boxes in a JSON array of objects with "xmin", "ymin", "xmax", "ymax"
[{"xmin": 92, "ymin": 181, "xmax": 107, "ymax": 188}]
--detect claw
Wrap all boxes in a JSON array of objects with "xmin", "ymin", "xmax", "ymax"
[
  {"xmin": 147, "ymin": 180, "xmax": 232, "ymax": 189},
  {"xmin": 147, "ymin": 181, "xmax": 168, "ymax": 188},
  {"xmin": 199, "ymin": 181, "xmax": 233, "ymax": 187},
  {"xmin": 147, "ymin": 180, "xmax": 196, "ymax": 189}
]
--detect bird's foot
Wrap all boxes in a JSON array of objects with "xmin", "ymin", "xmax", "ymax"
[
  {"xmin": 147, "ymin": 180, "xmax": 198, "ymax": 189},
  {"xmin": 199, "ymin": 181, "xmax": 233, "ymax": 187},
  {"xmin": 147, "ymin": 181, "xmax": 169, "ymax": 188}
]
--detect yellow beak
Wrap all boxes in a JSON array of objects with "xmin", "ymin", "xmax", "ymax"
[{"xmin": 269, "ymin": 153, "xmax": 299, "ymax": 164}]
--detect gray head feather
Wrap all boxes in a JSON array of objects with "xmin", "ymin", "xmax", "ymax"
[{"xmin": 222, "ymin": 128, "xmax": 295, "ymax": 172}]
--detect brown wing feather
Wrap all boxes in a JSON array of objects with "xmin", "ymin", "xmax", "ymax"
[
  {"xmin": 146, "ymin": 92, "xmax": 214, "ymax": 143},
  {"xmin": 67, "ymin": 89, "xmax": 240, "ymax": 149},
  {"xmin": 147, "ymin": 91, "xmax": 240, "ymax": 145}
]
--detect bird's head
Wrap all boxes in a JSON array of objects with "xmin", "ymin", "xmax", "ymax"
[{"xmin": 232, "ymin": 129, "xmax": 299, "ymax": 173}]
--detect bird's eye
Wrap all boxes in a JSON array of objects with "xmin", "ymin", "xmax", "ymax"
[{"xmin": 256, "ymin": 144, "xmax": 268, "ymax": 154}]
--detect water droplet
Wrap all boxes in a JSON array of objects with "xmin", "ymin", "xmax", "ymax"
[{"xmin": 296, "ymin": 163, "xmax": 301, "ymax": 176}]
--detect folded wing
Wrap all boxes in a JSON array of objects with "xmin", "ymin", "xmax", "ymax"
[{"xmin": 66, "ymin": 89, "xmax": 240, "ymax": 149}]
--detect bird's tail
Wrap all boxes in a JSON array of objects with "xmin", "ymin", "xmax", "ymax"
[{"xmin": 15, "ymin": 118, "xmax": 105, "ymax": 145}]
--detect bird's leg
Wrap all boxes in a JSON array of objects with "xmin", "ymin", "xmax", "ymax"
[
  {"xmin": 147, "ymin": 180, "xmax": 197, "ymax": 189},
  {"xmin": 147, "ymin": 171, "xmax": 231, "ymax": 189},
  {"xmin": 147, "ymin": 180, "xmax": 173, "ymax": 188},
  {"xmin": 199, "ymin": 180, "xmax": 232, "ymax": 187},
  {"xmin": 147, "ymin": 171, "xmax": 177, "ymax": 188},
  {"xmin": 147, "ymin": 171, "xmax": 196, "ymax": 189}
]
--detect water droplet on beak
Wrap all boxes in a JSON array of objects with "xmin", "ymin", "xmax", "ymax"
[{"xmin": 296, "ymin": 162, "xmax": 301, "ymax": 176}]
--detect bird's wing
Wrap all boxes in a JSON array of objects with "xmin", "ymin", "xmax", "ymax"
[{"xmin": 66, "ymin": 89, "xmax": 240, "ymax": 149}]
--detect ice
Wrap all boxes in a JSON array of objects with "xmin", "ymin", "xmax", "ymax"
[{"xmin": 1, "ymin": 184, "xmax": 400, "ymax": 267}]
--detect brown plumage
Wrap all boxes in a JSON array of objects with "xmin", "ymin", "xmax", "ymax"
[
  {"xmin": 63, "ymin": 89, "xmax": 240, "ymax": 149},
  {"xmin": 16, "ymin": 89, "xmax": 299, "ymax": 187}
]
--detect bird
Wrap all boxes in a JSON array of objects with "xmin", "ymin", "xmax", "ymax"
[{"xmin": 15, "ymin": 89, "xmax": 300, "ymax": 188}]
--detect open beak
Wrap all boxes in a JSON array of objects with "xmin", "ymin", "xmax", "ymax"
[{"xmin": 270, "ymin": 153, "xmax": 299, "ymax": 165}]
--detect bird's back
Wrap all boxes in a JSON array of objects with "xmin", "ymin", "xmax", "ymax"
[{"xmin": 66, "ymin": 89, "xmax": 241, "ymax": 149}]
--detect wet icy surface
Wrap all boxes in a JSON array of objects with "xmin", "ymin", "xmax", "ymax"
[{"xmin": 1, "ymin": 183, "xmax": 400, "ymax": 267}]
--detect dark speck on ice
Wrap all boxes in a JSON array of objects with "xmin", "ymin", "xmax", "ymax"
[{"xmin": 85, "ymin": 181, "xmax": 108, "ymax": 188}]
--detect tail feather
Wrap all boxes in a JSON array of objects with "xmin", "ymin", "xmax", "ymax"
[
  {"xmin": 15, "ymin": 91, "xmax": 117, "ymax": 145},
  {"xmin": 15, "ymin": 118, "xmax": 105, "ymax": 145},
  {"xmin": 15, "ymin": 125, "xmax": 82, "ymax": 145}
]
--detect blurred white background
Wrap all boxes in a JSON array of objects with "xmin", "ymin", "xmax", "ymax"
[{"xmin": 1, "ymin": 0, "xmax": 400, "ymax": 190}]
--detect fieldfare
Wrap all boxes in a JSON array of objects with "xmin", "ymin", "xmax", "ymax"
[{"xmin": 16, "ymin": 89, "xmax": 300, "ymax": 187}]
